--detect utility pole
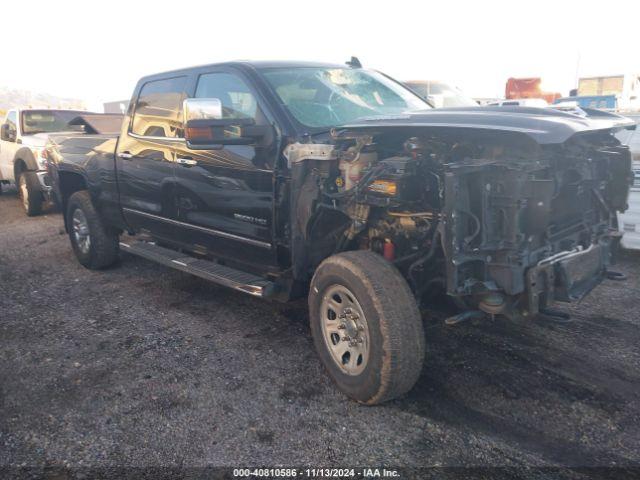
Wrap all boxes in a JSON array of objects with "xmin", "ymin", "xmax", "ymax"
[{"xmin": 574, "ymin": 51, "xmax": 581, "ymax": 90}]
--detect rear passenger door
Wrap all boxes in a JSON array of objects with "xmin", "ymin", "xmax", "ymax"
[
  {"xmin": 173, "ymin": 68, "xmax": 278, "ymax": 266},
  {"xmin": 116, "ymin": 76, "xmax": 187, "ymax": 241}
]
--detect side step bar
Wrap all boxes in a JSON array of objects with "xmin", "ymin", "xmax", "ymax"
[{"xmin": 119, "ymin": 241, "xmax": 275, "ymax": 297}]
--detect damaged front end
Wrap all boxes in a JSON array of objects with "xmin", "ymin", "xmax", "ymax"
[
  {"xmin": 285, "ymin": 109, "xmax": 634, "ymax": 319},
  {"xmin": 441, "ymin": 132, "xmax": 630, "ymax": 318}
]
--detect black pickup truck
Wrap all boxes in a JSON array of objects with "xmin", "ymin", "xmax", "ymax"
[{"xmin": 46, "ymin": 60, "xmax": 633, "ymax": 404}]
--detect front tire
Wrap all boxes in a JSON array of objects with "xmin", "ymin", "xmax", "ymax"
[
  {"xmin": 17, "ymin": 171, "xmax": 43, "ymax": 216},
  {"xmin": 309, "ymin": 251, "xmax": 425, "ymax": 404},
  {"xmin": 66, "ymin": 191, "xmax": 119, "ymax": 269}
]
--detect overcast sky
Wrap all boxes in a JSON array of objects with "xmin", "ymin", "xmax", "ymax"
[{"xmin": 3, "ymin": 0, "xmax": 639, "ymax": 110}]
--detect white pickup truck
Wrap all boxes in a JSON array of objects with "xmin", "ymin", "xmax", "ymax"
[
  {"xmin": 615, "ymin": 116, "xmax": 640, "ymax": 249},
  {"xmin": 0, "ymin": 108, "xmax": 92, "ymax": 215}
]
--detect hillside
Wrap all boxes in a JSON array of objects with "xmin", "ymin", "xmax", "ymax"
[{"xmin": 0, "ymin": 87, "xmax": 85, "ymax": 111}]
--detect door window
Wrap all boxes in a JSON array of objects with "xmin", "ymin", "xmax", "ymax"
[
  {"xmin": 195, "ymin": 72, "xmax": 259, "ymax": 120},
  {"xmin": 5, "ymin": 111, "xmax": 17, "ymax": 138},
  {"xmin": 132, "ymin": 76, "xmax": 187, "ymax": 138},
  {"xmin": 192, "ymin": 72, "xmax": 274, "ymax": 169},
  {"xmin": 6, "ymin": 111, "xmax": 17, "ymax": 130}
]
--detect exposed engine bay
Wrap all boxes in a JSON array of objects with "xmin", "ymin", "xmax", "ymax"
[{"xmin": 285, "ymin": 123, "xmax": 633, "ymax": 319}]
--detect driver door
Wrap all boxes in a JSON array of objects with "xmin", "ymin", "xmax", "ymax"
[{"xmin": 173, "ymin": 69, "xmax": 279, "ymax": 267}]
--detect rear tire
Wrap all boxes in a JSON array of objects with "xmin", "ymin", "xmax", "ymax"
[
  {"xmin": 66, "ymin": 191, "xmax": 119, "ymax": 269},
  {"xmin": 309, "ymin": 251, "xmax": 425, "ymax": 404},
  {"xmin": 17, "ymin": 171, "xmax": 43, "ymax": 216}
]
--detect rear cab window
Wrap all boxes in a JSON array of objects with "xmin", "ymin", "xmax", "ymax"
[{"xmin": 21, "ymin": 110, "xmax": 84, "ymax": 135}]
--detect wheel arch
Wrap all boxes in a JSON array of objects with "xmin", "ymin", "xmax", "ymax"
[
  {"xmin": 13, "ymin": 158, "xmax": 28, "ymax": 180},
  {"xmin": 13, "ymin": 147, "xmax": 38, "ymax": 178},
  {"xmin": 58, "ymin": 171, "xmax": 89, "ymax": 230}
]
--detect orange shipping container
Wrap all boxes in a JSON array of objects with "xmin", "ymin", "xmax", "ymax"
[{"xmin": 506, "ymin": 77, "xmax": 561, "ymax": 104}]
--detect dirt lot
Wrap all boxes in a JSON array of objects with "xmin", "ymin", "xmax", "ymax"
[{"xmin": 1, "ymin": 188, "xmax": 639, "ymax": 477}]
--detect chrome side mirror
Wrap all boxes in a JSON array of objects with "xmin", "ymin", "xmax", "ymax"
[
  {"xmin": 182, "ymin": 97, "xmax": 271, "ymax": 149},
  {"xmin": 183, "ymin": 98, "xmax": 223, "ymax": 123}
]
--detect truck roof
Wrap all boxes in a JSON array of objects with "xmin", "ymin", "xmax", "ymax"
[
  {"xmin": 10, "ymin": 108, "xmax": 91, "ymax": 114},
  {"xmin": 138, "ymin": 60, "xmax": 352, "ymax": 82}
]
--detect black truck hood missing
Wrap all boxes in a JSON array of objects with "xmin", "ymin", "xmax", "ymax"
[{"xmin": 339, "ymin": 106, "xmax": 635, "ymax": 145}]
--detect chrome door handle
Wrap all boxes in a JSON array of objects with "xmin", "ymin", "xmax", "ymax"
[
  {"xmin": 118, "ymin": 152, "xmax": 133, "ymax": 159},
  {"xmin": 176, "ymin": 157, "xmax": 198, "ymax": 166}
]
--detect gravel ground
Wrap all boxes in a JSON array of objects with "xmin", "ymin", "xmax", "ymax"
[{"xmin": 1, "ymin": 187, "xmax": 639, "ymax": 477}]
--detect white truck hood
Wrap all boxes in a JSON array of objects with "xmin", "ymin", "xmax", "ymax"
[{"xmin": 20, "ymin": 133, "xmax": 52, "ymax": 148}]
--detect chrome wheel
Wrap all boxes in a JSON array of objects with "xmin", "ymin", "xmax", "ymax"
[
  {"xmin": 72, "ymin": 208, "xmax": 91, "ymax": 254},
  {"xmin": 320, "ymin": 284, "xmax": 370, "ymax": 376},
  {"xmin": 19, "ymin": 175, "xmax": 29, "ymax": 211}
]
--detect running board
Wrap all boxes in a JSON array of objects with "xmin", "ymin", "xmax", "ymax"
[{"xmin": 119, "ymin": 241, "xmax": 275, "ymax": 297}]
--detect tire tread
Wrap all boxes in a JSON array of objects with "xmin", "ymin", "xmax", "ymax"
[
  {"xmin": 66, "ymin": 190, "xmax": 119, "ymax": 269},
  {"xmin": 310, "ymin": 250, "xmax": 425, "ymax": 404},
  {"xmin": 19, "ymin": 171, "xmax": 43, "ymax": 216}
]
